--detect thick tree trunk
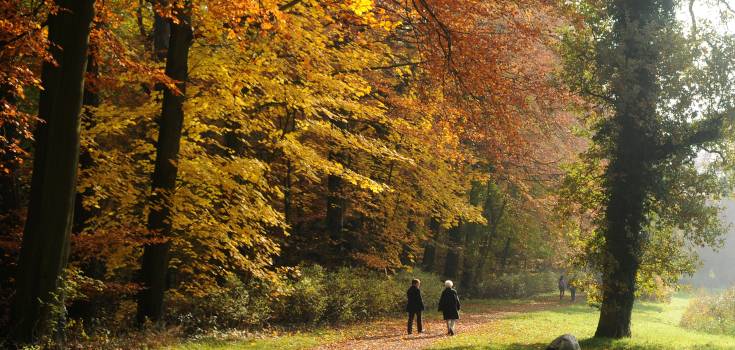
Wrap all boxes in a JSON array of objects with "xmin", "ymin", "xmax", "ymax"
[
  {"xmin": 421, "ymin": 216, "xmax": 441, "ymax": 272},
  {"xmin": 6, "ymin": 0, "xmax": 96, "ymax": 345},
  {"xmin": 443, "ymin": 221, "xmax": 462, "ymax": 280},
  {"xmin": 594, "ymin": 0, "xmax": 671, "ymax": 338},
  {"xmin": 136, "ymin": 4, "xmax": 192, "ymax": 325}
]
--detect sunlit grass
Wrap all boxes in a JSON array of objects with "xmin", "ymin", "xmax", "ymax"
[
  {"xmin": 165, "ymin": 329, "xmax": 343, "ymax": 350},
  {"xmin": 428, "ymin": 294, "xmax": 735, "ymax": 350}
]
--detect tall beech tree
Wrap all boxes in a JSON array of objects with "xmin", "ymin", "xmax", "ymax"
[
  {"xmin": 6, "ymin": 0, "xmax": 97, "ymax": 344},
  {"xmin": 136, "ymin": 1, "xmax": 192, "ymax": 324}
]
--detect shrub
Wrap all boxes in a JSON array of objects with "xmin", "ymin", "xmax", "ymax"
[
  {"xmin": 475, "ymin": 271, "xmax": 557, "ymax": 299},
  {"xmin": 392, "ymin": 269, "xmax": 445, "ymax": 311},
  {"xmin": 681, "ymin": 286, "xmax": 735, "ymax": 335},
  {"xmin": 165, "ymin": 266, "xmax": 445, "ymax": 333},
  {"xmin": 167, "ymin": 276, "xmax": 277, "ymax": 333}
]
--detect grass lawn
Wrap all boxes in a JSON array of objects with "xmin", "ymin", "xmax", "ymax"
[
  {"xmin": 428, "ymin": 294, "xmax": 735, "ymax": 350},
  {"xmin": 165, "ymin": 329, "xmax": 343, "ymax": 350}
]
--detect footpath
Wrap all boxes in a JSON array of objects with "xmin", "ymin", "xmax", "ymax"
[{"xmin": 307, "ymin": 294, "xmax": 587, "ymax": 350}]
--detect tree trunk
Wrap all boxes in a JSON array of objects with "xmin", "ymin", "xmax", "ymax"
[
  {"xmin": 421, "ymin": 216, "xmax": 440, "ymax": 272},
  {"xmin": 594, "ymin": 0, "xmax": 672, "ymax": 338},
  {"xmin": 136, "ymin": 3, "xmax": 192, "ymax": 325},
  {"xmin": 6, "ymin": 0, "xmax": 96, "ymax": 345},
  {"xmin": 326, "ymin": 120, "xmax": 347, "ymax": 261},
  {"xmin": 443, "ymin": 221, "xmax": 462, "ymax": 280},
  {"xmin": 459, "ymin": 223, "xmax": 476, "ymax": 291},
  {"xmin": 460, "ymin": 183, "xmax": 483, "ymax": 290},
  {"xmin": 472, "ymin": 182, "xmax": 504, "ymax": 291},
  {"xmin": 499, "ymin": 236, "xmax": 512, "ymax": 273}
]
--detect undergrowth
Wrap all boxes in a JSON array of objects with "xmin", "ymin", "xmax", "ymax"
[{"xmin": 680, "ymin": 286, "xmax": 735, "ymax": 335}]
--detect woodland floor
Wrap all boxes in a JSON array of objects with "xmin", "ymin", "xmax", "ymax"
[
  {"xmin": 173, "ymin": 292, "xmax": 735, "ymax": 349},
  {"xmin": 305, "ymin": 294, "xmax": 584, "ymax": 350}
]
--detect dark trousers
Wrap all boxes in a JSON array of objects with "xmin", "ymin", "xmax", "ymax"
[
  {"xmin": 407, "ymin": 311, "xmax": 423, "ymax": 333},
  {"xmin": 571, "ymin": 288, "xmax": 577, "ymax": 301}
]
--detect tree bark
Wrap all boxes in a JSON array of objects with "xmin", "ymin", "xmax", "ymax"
[
  {"xmin": 499, "ymin": 236, "xmax": 512, "ymax": 273},
  {"xmin": 6, "ymin": 0, "xmax": 96, "ymax": 345},
  {"xmin": 473, "ymin": 183, "xmax": 505, "ymax": 291},
  {"xmin": 459, "ymin": 223, "xmax": 476, "ymax": 290},
  {"xmin": 460, "ymin": 182, "xmax": 483, "ymax": 291},
  {"xmin": 136, "ymin": 3, "xmax": 192, "ymax": 325},
  {"xmin": 594, "ymin": 0, "xmax": 671, "ymax": 338},
  {"xmin": 421, "ymin": 216, "xmax": 440, "ymax": 272},
  {"xmin": 443, "ymin": 221, "xmax": 462, "ymax": 280},
  {"xmin": 326, "ymin": 120, "xmax": 347, "ymax": 261}
]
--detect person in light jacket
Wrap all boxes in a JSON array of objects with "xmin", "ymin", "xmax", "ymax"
[
  {"xmin": 406, "ymin": 278, "xmax": 425, "ymax": 334},
  {"xmin": 437, "ymin": 280, "xmax": 460, "ymax": 335}
]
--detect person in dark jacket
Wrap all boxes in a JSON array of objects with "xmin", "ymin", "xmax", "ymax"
[
  {"xmin": 437, "ymin": 280, "xmax": 460, "ymax": 335},
  {"xmin": 406, "ymin": 278, "xmax": 425, "ymax": 334},
  {"xmin": 558, "ymin": 276, "xmax": 566, "ymax": 300}
]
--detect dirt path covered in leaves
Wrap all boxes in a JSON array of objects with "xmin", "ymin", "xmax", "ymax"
[{"xmin": 307, "ymin": 294, "xmax": 587, "ymax": 350}]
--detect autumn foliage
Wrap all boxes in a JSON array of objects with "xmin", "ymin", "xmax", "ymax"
[{"xmin": 0, "ymin": 0, "xmax": 583, "ymax": 341}]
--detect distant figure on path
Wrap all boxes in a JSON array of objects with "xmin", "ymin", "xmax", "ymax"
[
  {"xmin": 406, "ymin": 278, "xmax": 424, "ymax": 334},
  {"xmin": 569, "ymin": 279, "xmax": 578, "ymax": 302},
  {"xmin": 438, "ymin": 280, "xmax": 461, "ymax": 335},
  {"xmin": 558, "ymin": 276, "xmax": 566, "ymax": 300}
]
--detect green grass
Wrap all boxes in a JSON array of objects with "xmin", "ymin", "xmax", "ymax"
[
  {"xmin": 459, "ymin": 293, "xmax": 559, "ymax": 313},
  {"xmin": 428, "ymin": 294, "xmax": 735, "ymax": 350},
  {"xmin": 165, "ymin": 329, "xmax": 344, "ymax": 350}
]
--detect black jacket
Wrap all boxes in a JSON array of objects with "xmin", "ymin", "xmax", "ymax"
[
  {"xmin": 406, "ymin": 285, "xmax": 425, "ymax": 312},
  {"xmin": 438, "ymin": 287, "xmax": 460, "ymax": 319}
]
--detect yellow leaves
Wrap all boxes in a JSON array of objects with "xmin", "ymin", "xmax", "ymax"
[{"xmin": 348, "ymin": 0, "xmax": 373, "ymax": 16}]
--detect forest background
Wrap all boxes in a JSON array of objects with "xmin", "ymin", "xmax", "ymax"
[{"xmin": 1, "ymin": 0, "xmax": 735, "ymax": 347}]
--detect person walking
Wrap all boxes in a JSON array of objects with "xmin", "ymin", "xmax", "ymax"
[
  {"xmin": 406, "ymin": 278, "xmax": 424, "ymax": 334},
  {"xmin": 569, "ymin": 279, "xmax": 578, "ymax": 302},
  {"xmin": 438, "ymin": 280, "xmax": 460, "ymax": 335},
  {"xmin": 558, "ymin": 276, "xmax": 566, "ymax": 300}
]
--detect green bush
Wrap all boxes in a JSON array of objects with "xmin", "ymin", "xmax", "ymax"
[
  {"xmin": 285, "ymin": 267, "xmax": 444, "ymax": 323},
  {"xmin": 167, "ymin": 266, "xmax": 444, "ymax": 333},
  {"xmin": 167, "ymin": 276, "xmax": 276, "ymax": 333},
  {"xmin": 475, "ymin": 271, "xmax": 557, "ymax": 299},
  {"xmin": 392, "ymin": 269, "xmax": 445, "ymax": 311},
  {"xmin": 681, "ymin": 286, "xmax": 735, "ymax": 335}
]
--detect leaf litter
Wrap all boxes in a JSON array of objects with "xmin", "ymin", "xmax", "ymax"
[{"xmin": 306, "ymin": 294, "xmax": 587, "ymax": 350}]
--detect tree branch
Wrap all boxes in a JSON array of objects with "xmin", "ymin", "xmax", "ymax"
[{"xmin": 279, "ymin": 0, "xmax": 302, "ymax": 12}]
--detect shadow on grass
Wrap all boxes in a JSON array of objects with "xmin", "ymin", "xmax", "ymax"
[{"xmin": 436, "ymin": 338, "xmax": 734, "ymax": 350}]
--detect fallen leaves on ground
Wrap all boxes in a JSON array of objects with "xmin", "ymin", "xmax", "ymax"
[{"xmin": 307, "ymin": 294, "xmax": 587, "ymax": 350}]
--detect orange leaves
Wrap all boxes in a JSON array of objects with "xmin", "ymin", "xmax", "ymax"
[{"xmin": 380, "ymin": 0, "xmax": 576, "ymax": 175}]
